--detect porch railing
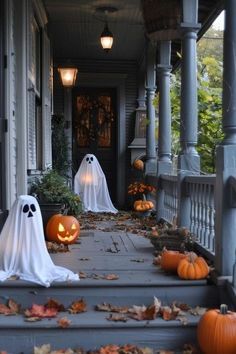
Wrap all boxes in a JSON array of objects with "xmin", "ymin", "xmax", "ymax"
[
  {"xmin": 184, "ymin": 175, "xmax": 216, "ymax": 261},
  {"xmin": 158, "ymin": 174, "xmax": 216, "ymax": 261},
  {"xmin": 159, "ymin": 174, "xmax": 178, "ymax": 225}
]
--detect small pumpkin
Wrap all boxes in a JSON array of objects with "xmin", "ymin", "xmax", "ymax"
[
  {"xmin": 197, "ymin": 304, "xmax": 236, "ymax": 354},
  {"xmin": 133, "ymin": 200, "xmax": 154, "ymax": 211},
  {"xmin": 160, "ymin": 250, "xmax": 188, "ymax": 272},
  {"xmin": 177, "ymin": 253, "xmax": 209, "ymax": 280},
  {"xmin": 133, "ymin": 159, "xmax": 144, "ymax": 171},
  {"xmin": 46, "ymin": 214, "xmax": 80, "ymax": 245}
]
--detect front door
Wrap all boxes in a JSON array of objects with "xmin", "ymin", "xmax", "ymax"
[{"xmin": 72, "ymin": 87, "xmax": 117, "ymax": 203}]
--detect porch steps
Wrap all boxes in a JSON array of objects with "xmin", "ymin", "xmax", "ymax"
[{"xmin": 0, "ymin": 230, "xmax": 220, "ymax": 352}]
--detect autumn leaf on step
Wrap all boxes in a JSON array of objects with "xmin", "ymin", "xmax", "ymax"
[
  {"xmin": 50, "ymin": 350, "xmax": 74, "ymax": 354},
  {"xmin": 130, "ymin": 258, "xmax": 145, "ymax": 263},
  {"xmin": 0, "ymin": 299, "xmax": 20, "ymax": 315},
  {"xmin": 79, "ymin": 271, "xmax": 88, "ymax": 279},
  {"xmin": 151, "ymin": 227, "xmax": 159, "ymax": 237},
  {"xmin": 103, "ymin": 273, "xmax": 119, "ymax": 280},
  {"xmin": 173, "ymin": 302, "xmax": 190, "ymax": 311},
  {"xmin": 161, "ymin": 306, "xmax": 180, "ymax": 321},
  {"xmin": 24, "ymin": 304, "xmax": 58, "ymax": 318},
  {"xmin": 188, "ymin": 306, "xmax": 207, "ymax": 316},
  {"xmin": 68, "ymin": 298, "xmax": 87, "ymax": 314},
  {"xmin": 158, "ymin": 350, "xmax": 174, "ymax": 354},
  {"xmin": 182, "ymin": 343, "xmax": 199, "ymax": 354},
  {"xmin": 129, "ymin": 297, "xmax": 161, "ymax": 321},
  {"xmin": 34, "ymin": 344, "xmax": 51, "ymax": 354},
  {"xmin": 57, "ymin": 316, "xmax": 71, "ymax": 328},
  {"xmin": 79, "ymin": 257, "xmax": 90, "ymax": 261},
  {"xmin": 45, "ymin": 298, "xmax": 65, "ymax": 312},
  {"xmin": 99, "ymin": 344, "xmax": 120, "ymax": 354},
  {"xmin": 153, "ymin": 255, "xmax": 162, "ymax": 266},
  {"xmin": 95, "ymin": 302, "xmax": 129, "ymax": 314},
  {"xmin": 24, "ymin": 316, "xmax": 42, "ymax": 322},
  {"xmin": 106, "ymin": 313, "xmax": 128, "ymax": 322}
]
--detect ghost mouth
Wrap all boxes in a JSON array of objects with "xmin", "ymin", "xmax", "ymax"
[{"xmin": 57, "ymin": 234, "xmax": 76, "ymax": 242}]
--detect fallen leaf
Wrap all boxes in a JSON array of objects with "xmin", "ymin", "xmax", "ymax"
[
  {"xmin": 159, "ymin": 351, "xmax": 174, "ymax": 354},
  {"xmin": 92, "ymin": 273, "xmax": 103, "ymax": 280},
  {"xmin": 106, "ymin": 313, "xmax": 128, "ymax": 322},
  {"xmin": 34, "ymin": 344, "xmax": 51, "ymax": 354},
  {"xmin": 161, "ymin": 306, "xmax": 179, "ymax": 321},
  {"xmin": 95, "ymin": 302, "xmax": 129, "ymax": 314},
  {"xmin": 25, "ymin": 304, "xmax": 58, "ymax": 318},
  {"xmin": 24, "ymin": 316, "xmax": 42, "ymax": 322},
  {"xmin": 182, "ymin": 344, "xmax": 199, "ymax": 354},
  {"xmin": 57, "ymin": 316, "xmax": 71, "ymax": 328},
  {"xmin": 130, "ymin": 259, "xmax": 145, "ymax": 263},
  {"xmin": 99, "ymin": 344, "xmax": 120, "ymax": 354},
  {"xmin": 79, "ymin": 257, "xmax": 90, "ymax": 261},
  {"xmin": 68, "ymin": 298, "xmax": 87, "ymax": 314},
  {"xmin": 45, "ymin": 298, "xmax": 65, "ymax": 312},
  {"xmin": 129, "ymin": 297, "xmax": 161, "ymax": 321},
  {"xmin": 189, "ymin": 306, "xmax": 207, "ymax": 316},
  {"xmin": 153, "ymin": 256, "xmax": 162, "ymax": 265},
  {"xmin": 0, "ymin": 299, "xmax": 20, "ymax": 315},
  {"xmin": 79, "ymin": 271, "xmax": 88, "ymax": 279},
  {"xmin": 103, "ymin": 274, "xmax": 119, "ymax": 280}
]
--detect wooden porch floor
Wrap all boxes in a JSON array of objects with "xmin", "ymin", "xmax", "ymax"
[{"xmin": 0, "ymin": 212, "xmax": 219, "ymax": 353}]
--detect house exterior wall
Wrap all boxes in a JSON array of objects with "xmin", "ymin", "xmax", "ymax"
[
  {"xmin": 53, "ymin": 59, "xmax": 138, "ymax": 207},
  {"xmin": 3, "ymin": 0, "xmax": 52, "ymax": 208}
]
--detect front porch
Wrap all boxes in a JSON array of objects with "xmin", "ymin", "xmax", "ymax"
[{"xmin": 0, "ymin": 212, "xmax": 222, "ymax": 353}]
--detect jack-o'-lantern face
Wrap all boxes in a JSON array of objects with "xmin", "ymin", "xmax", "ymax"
[{"xmin": 46, "ymin": 214, "xmax": 80, "ymax": 245}]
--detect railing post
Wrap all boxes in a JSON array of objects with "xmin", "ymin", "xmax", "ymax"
[
  {"xmin": 145, "ymin": 39, "xmax": 157, "ymax": 175},
  {"xmin": 215, "ymin": 0, "xmax": 236, "ymax": 276},
  {"xmin": 156, "ymin": 41, "xmax": 172, "ymax": 221},
  {"xmin": 177, "ymin": 0, "xmax": 200, "ymax": 228}
]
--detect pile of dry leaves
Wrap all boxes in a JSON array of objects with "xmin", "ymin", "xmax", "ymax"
[{"xmin": 31, "ymin": 343, "xmax": 199, "ymax": 354}]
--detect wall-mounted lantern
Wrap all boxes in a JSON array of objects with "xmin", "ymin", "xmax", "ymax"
[{"xmin": 58, "ymin": 68, "xmax": 78, "ymax": 87}]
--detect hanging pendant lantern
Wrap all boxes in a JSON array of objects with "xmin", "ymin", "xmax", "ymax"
[{"xmin": 100, "ymin": 23, "xmax": 114, "ymax": 52}]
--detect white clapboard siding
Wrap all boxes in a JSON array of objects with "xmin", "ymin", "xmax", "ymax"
[
  {"xmin": 42, "ymin": 30, "xmax": 52, "ymax": 169},
  {"xmin": 5, "ymin": 0, "xmax": 17, "ymax": 205},
  {"xmin": 27, "ymin": 7, "xmax": 37, "ymax": 170}
]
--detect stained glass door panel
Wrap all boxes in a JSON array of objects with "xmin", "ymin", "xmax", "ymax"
[{"xmin": 73, "ymin": 88, "xmax": 117, "ymax": 203}]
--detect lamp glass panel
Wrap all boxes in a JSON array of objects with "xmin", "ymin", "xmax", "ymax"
[
  {"xmin": 58, "ymin": 68, "xmax": 78, "ymax": 87},
  {"xmin": 101, "ymin": 36, "xmax": 113, "ymax": 50}
]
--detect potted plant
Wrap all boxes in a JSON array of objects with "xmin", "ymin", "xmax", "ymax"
[{"xmin": 30, "ymin": 169, "xmax": 82, "ymax": 229}]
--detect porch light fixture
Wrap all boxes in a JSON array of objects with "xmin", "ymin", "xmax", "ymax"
[
  {"xmin": 96, "ymin": 6, "xmax": 117, "ymax": 52},
  {"xmin": 100, "ymin": 23, "xmax": 113, "ymax": 52},
  {"xmin": 58, "ymin": 68, "xmax": 78, "ymax": 87}
]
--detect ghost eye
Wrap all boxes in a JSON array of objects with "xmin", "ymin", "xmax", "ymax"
[
  {"xmin": 30, "ymin": 204, "xmax": 36, "ymax": 212},
  {"xmin": 58, "ymin": 223, "xmax": 65, "ymax": 232},
  {"xmin": 91, "ymin": 157, "xmax": 93, "ymax": 161},
  {"xmin": 23, "ymin": 205, "xmax": 29, "ymax": 213},
  {"xmin": 71, "ymin": 223, "xmax": 77, "ymax": 230},
  {"xmin": 86, "ymin": 157, "xmax": 89, "ymax": 162}
]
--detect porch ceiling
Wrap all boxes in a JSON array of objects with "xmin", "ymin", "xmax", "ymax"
[
  {"xmin": 42, "ymin": 0, "xmax": 145, "ymax": 62},
  {"xmin": 42, "ymin": 0, "xmax": 224, "ymax": 66}
]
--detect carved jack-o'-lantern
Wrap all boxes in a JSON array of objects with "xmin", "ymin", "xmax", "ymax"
[{"xmin": 46, "ymin": 214, "xmax": 80, "ymax": 245}]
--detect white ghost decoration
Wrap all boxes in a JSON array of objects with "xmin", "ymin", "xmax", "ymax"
[
  {"xmin": 0, "ymin": 195, "xmax": 79, "ymax": 287},
  {"xmin": 74, "ymin": 154, "xmax": 118, "ymax": 213}
]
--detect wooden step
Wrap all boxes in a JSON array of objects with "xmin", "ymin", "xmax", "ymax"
[{"xmin": 0, "ymin": 307, "xmax": 201, "ymax": 353}]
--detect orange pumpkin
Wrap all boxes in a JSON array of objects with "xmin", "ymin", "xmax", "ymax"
[
  {"xmin": 160, "ymin": 250, "xmax": 188, "ymax": 273},
  {"xmin": 177, "ymin": 253, "xmax": 209, "ymax": 280},
  {"xmin": 197, "ymin": 304, "xmax": 236, "ymax": 354},
  {"xmin": 46, "ymin": 214, "xmax": 80, "ymax": 245},
  {"xmin": 133, "ymin": 159, "xmax": 144, "ymax": 171},
  {"xmin": 133, "ymin": 200, "xmax": 154, "ymax": 211}
]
